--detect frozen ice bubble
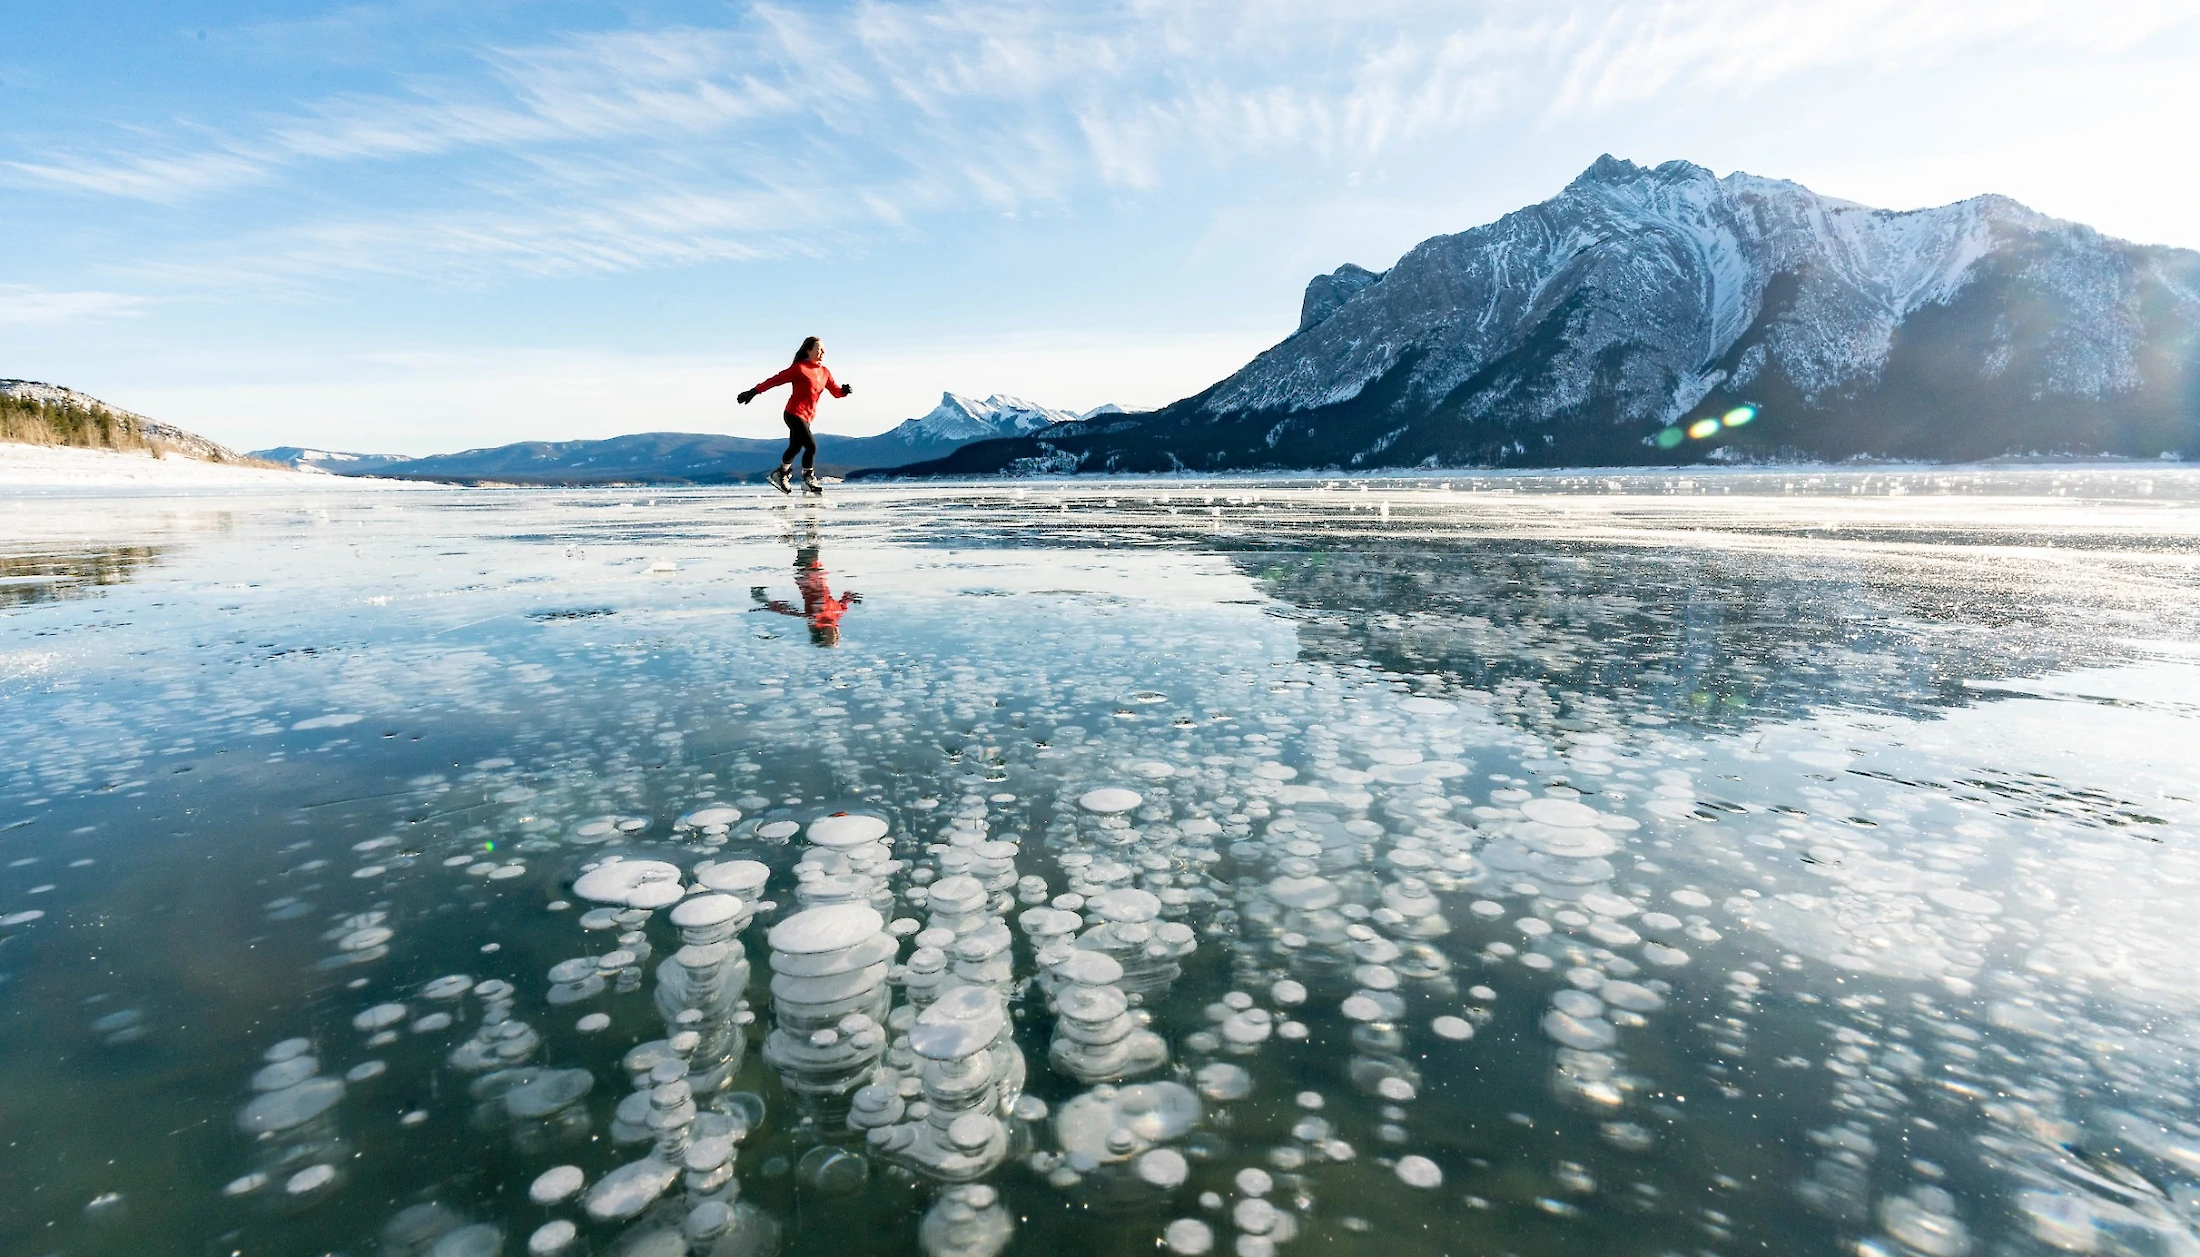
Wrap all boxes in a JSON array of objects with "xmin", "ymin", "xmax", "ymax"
[
  {"xmin": 769, "ymin": 903, "xmax": 885, "ymax": 954},
  {"xmin": 354, "ymin": 1004, "xmax": 408, "ymax": 1032},
  {"xmin": 1137, "ymin": 1147, "xmax": 1190, "ymax": 1188},
  {"xmin": 1195, "ymin": 1063, "xmax": 1252, "ymax": 1102},
  {"xmin": 910, "ymin": 986, "xmax": 1007, "ymax": 1059},
  {"xmin": 421, "ymin": 975, "xmax": 472, "ymax": 1001},
  {"xmin": 1235, "ymin": 1167, "xmax": 1274, "ymax": 1196},
  {"xmin": 626, "ymin": 881, "xmax": 687, "ymax": 910},
  {"xmin": 1431, "ymin": 1016, "xmax": 1475, "ymax": 1041},
  {"xmin": 576, "ymin": 1013, "xmax": 611, "ymax": 1033},
  {"xmin": 670, "ymin": 894, "xmax": 743, "ymax": 929},
  {"xmin": 1521, "ymin": 799, "xmax": 1603, "ymax": 828},
  {"xmin": 285, "ymin": 1164, "xmax": 337, "ymax": 1195},
  {"xmin": 252, "ymin": 1056, "xmax": 319, "ymax": 1091},
  {"xmin": 1165, "ymin": 1219, "xmax": 1215, "ymax": 1255},
  {"xmin": 1551, "ymin": 990, "xmax": 1604, "ymax": 1019},
  {"xmin": 1055, "ymin": 950, "xmax": 1125, "ymax": 986},
  {"xmin": 697, "ymin": 860, "xmax": 770, "ymax": 895},
  {"xmin": 1601, "ymin": 981, "xmax": 1663, "ymax": 1012},
  {"xmin": 583, "ymin": 1157, "xmax": 681, "ymax": 1221},
  {"xmin": 1268, "ymin": 877, "xmax": 1339, "ymax": 910},
  {"xmin": 1080, "ymin": 788, "xmax": 1144, "ymax": 815},
  {"xmin": 572, "ymin": 859, "xmax": 683, "ymax": 906},
  {"xmin": 506, "ymin": 1069, "xmax": 595, "ymax": 1119},
  {"xmin": 237, "ymin": 1076, "xmax": 344, "ymax": 1133},
  {"xmin": 687, "ymin": 807, "xmax": 743, "ymax": 827},
  {"xmin": 1089, "ymin": 888, "xmax": 1162, "ymax": 922},
  {"xmin": 528, "ymin": 1220, "xmax": 578, "ymax": 1256},
  {"xmin": 266, "ymin": 1037, "xmax": 313, "ymax": 1062},
  {"xmin": 1541, "ymin": 1011, "xmax": 1617, "ymax": 1050},
  {"xmin": 1400, "ymin": 697, "xmax": 1455, "ymax": 715},
  {"xmin": 758, "ymin": 821, "xmax": 799, "ymax": 840},
  {"xmin": 808, "ymin": 814, "xmax": 890, "ymax": 848},
  {"xmin": 1232, "ymin": 1198, "xmax": 1278, "ymax": 1233},
  {"xmin": 345, "ymin": 1060, "xmax": 386, "ymax": 1083},
  {"xmin": 1270, "ymin": 980, "xmax": 1306, "ymax": 1007},
  {"xmin": 1394, "ymin": 1155, "xmax": 1443, "ymax": 1188},
  {"xmin": 530, "ymin": 1165, "xmax": 586, "ymax": 1204}
]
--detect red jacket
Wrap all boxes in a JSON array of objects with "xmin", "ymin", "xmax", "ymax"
[{"xmin": 749, "ymin": 361, "xmax": 847, "ymax": 422}]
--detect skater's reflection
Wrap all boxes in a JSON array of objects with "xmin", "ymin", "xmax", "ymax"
[{"xmin": 751, "ymin": 521, "xmax": 861, "ymax": 646}]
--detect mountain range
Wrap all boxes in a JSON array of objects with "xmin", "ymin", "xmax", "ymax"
[
  {"xmin": 878, "ymin": 156, "xmax": 2200, "ymax": 476},
  {"xmin": 254, "ymin": 393, "xmax": 1110, "ymax": 483}
]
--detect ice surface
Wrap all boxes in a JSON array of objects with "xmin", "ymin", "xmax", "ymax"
[{"xmin": 8, "ymin": 474, "xmax": 2200, "ymax": 1257}]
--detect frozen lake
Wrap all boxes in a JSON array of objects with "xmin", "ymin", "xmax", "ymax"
[{"xmin": 4, "ymin": 469, "xmax": 2199, "ymax": 1257}]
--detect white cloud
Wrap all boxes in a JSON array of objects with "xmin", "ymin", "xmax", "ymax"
[
  {"xmin": 17, "ymin": 0, "xmax": 2200, "ymax": 287},
  {"xmin": 0, "ymin": 285, "xmax": 153, "ymax": 325}
]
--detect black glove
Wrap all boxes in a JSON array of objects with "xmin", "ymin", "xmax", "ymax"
[
  {"xmin": 737, "ymin": 389, "xmax": 756, "ymax": 405},
  {"xmin": 840, "ymin": 383, "xmax": 854, "ymax": 396}
]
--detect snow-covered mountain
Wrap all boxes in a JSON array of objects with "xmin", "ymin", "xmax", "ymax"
[
  {"xmin": 253, "ymin": 446, "xmax": 419, "ymax": 474},
  {"xmin": 886, "ymin": 157, "xmax": 2200, "ymax": 475},
  {"xmin": 880, "ymin": 393, "xmax": 1077, "ymax": 445}
]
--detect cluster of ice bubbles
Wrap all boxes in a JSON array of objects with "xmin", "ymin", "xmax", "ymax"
[{"xmin": 197, "ymin": 610, "xmax": 2200, "ymax": 1257}]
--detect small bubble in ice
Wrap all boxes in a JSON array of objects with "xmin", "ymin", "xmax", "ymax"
[
  {"xmin": 1080, "ymin": 788, "xmax": 1144, "ymax": 814},
  {"xmin": 1137, "ymin": 1148, "xmax": 1189, "ymax": 1188},
  {"xmin": 576, "ymin": 1013, "xmax": 611, "ymax": 1033},
  {"xmin": 530, "ymin": 1165, "xmax": 586, "ymax": 1204},
  {"xmin": 1234, "ymin": 1167, "xmax": 1273, "ymax": 1196},
  {"xmin": 1165, "ymin": 1219, "xmax": 1214, "ymax": 1255},
  {"xmin": 1394, "ymin": 1156, "xmax": 1442, "ymax": 1188},
  {"xmin": 354, "ymin": 1004, "xmax": 407, "ymax": 1032},
  {"xmin": 528, "ymin": 1221, "xmax": 577, "ymax": 1256},
  {"xmin": 284, "ymin": 1164, "xmax": 336, "ymax": 1195}
]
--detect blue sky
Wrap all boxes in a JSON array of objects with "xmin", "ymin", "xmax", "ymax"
[{"xmin": 6, "ymin": 0, "xmax": 2197, "ymax": 454}]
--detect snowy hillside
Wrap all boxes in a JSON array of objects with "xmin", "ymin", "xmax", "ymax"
[{"xmin": 3, "ymin": 379, "xmax": 259, "ymax": 465}]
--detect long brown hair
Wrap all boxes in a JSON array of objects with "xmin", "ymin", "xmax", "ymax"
[{"xmin": 792, "ymin": 336, "xmax": 823, "ymax": 365}]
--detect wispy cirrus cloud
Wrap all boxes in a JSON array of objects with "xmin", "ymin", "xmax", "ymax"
[
  {"xmin": 0, "ymin": 285, "xmax": 154, "ymax": 325},
  {"xmin": 9, "ymin": 0, "xmax": 2199, "ymax": 289}
]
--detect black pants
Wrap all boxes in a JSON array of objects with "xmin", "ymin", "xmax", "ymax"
[{"xmin": 781, "ymin": 413, "xmax": 816, "ymax": 470}]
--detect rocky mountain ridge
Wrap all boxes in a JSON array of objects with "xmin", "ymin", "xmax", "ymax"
[{"xmin": 878, "ymin": 157, "xmax": 2200, "ymax": 476}]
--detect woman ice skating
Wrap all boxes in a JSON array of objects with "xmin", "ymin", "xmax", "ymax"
[{"xmin": 739, "ymin": 335, "xmax": 852, "ymax": 495}]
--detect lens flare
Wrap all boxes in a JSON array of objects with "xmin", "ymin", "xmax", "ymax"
[
  {"xmin": 1656, "ymin": 427, "xmax": 1685, "ymax": 449},
  {"xmin": 1722, "ymin": 405, "xmax": 1757, "ymax": 427},
  {"xmin": 1688, "ymin": 418, "xmax": 1720, "ymax": 440}
]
